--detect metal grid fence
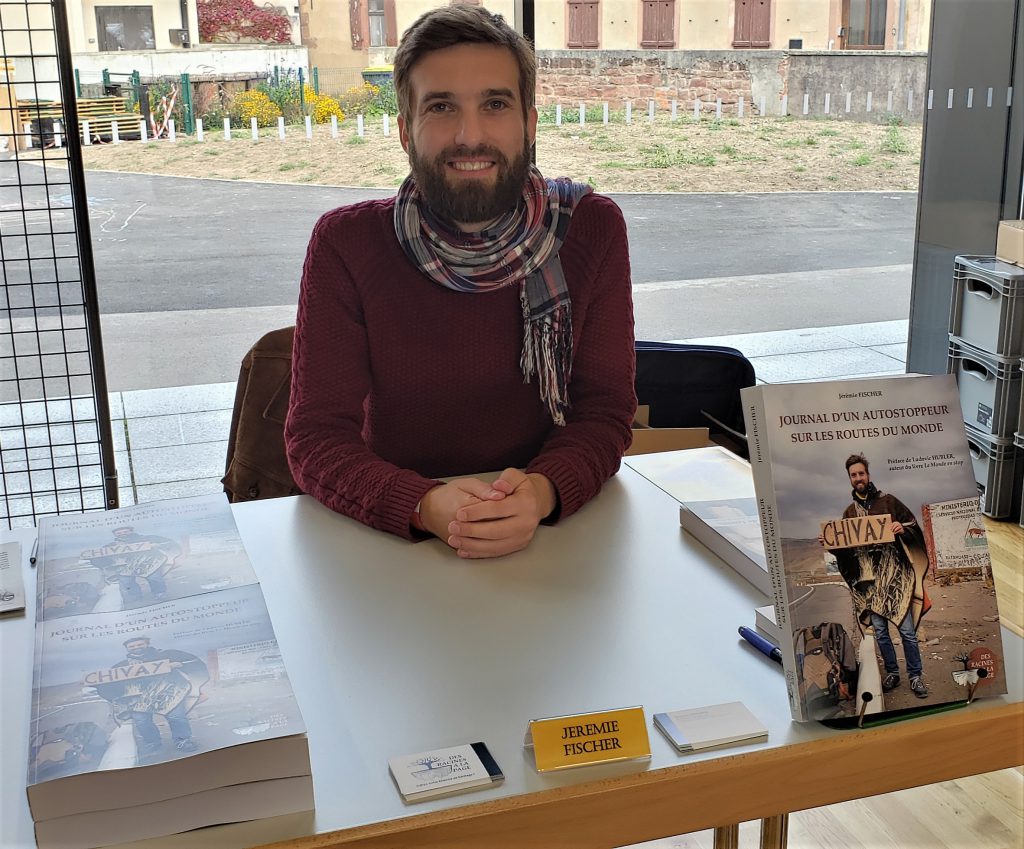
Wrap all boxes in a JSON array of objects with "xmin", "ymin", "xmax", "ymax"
[{"xmin": 1, "ymin": 0, "xmax": 116, "ymax": 528}]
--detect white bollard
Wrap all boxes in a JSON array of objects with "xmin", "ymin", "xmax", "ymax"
[
  {"xmin": 866, "ymin": 92, "xmax": 873, "ymax": 113},
  {"xmin": 716, "ymin": 99, "xmax": 722, "ymax": 120},
  {"xmin": 909, "ymin": 90, "xmax": 915, "ymax": 111},
  {"xmin": 648, "ymin": 99, "xmax": 655, "ymax": 122},
  {"xmin": 223, "ymin": 118, "xmax": 231, "ymax": 140},
  {"xmin": 625, "ymin": 101, "xmax": 632, "ymax": 123},
  {"xmin": 382, "ymin": 114, "xmax": 390, "ymax": 136},
  {"xmin": 112, "ymin": 121, "xmax": 120, "ymax": 144},
  {"xmin": 251, "ymin": 116, "xmax": 259, "ymax": 140},
  {"xmin": 759, "ymin": 95, "xmax": 766, "ymax": 116},
  {"xmin": 82, "ymin": 120, "xmax": 90, "ymax": 145},
  {"xmin": 305, "ymin": 115, "xmax": 313, "ymax": 138},
  {"xmin": 579, "ymin": 102, "xmax": 585, "ymax": 126},
  {"xmin": 802, "ymin": 94, "xmax": 809, "ymax": 115},
  {"xmin": 197, "ymin": 118, "xmax": 204, "ymax": 141},
  {"xmin": 602, "ymin": 101, "xmax": 608, "ymax": 124},
  {"xmin": 278, "ymin": 116, "xmax": 285, "ymax": 140},
  {"xmin": 168, "ymin": 119, "xmax": 176, "ymax": 142},
  {"xmin": 887, "ymin": 90, "xmax": 894, "ymax": 111},
  {"xmin": 846, "ymin": 92, "xmax": 852, "ymax": 113},
  {"xmin": 780, "ymin": 94, "xmax": 788, "ymax": 116},
  {"xmin": 23, "ymin": 122, "xmax": 32, "ymax": 149},
  {"xmin": 927, "ymin": 90, "xmax": 934, "ymax": 110},
  {"xmin": 967, "ymin": 88, "xmax": 974, "ymax": 109},
  {"xmin": 738, "ymin": 97, "xmax": 744, "ymax": 118},
  {"xmin": 693, "ymin": 99, "xmax": 700, "ymax": 119},
  {"xmin": 1008, "ymin": 87, "xmax": 1014, "ymax": 107},
  {"xmin": 671, "ymin": 99, "xmax": 677, "ymax": 121},
  {"xmin": 138, "ymin": 120, "xmax": 146, "ymax": 143},
  {"xmin": 357, "ymin": 114, "xmax": 364, "ymax": 136},
  {"xmin": 824, "ymin": 93, "xmax": 830, "ymax": 114},
  {"xmin": 947, "ymin": 89, "xmax": 954, "ymax": 109},
  {"xmin": 986, "ymin": 88, "xmax": 994, "ymax": 108},
  {"xmin": 331, "ymin": 114, "xmax": 338, "ymax": 137},
  {"xmin": 555, "ymin": 104, "xmax": 561, "ymax": 126},
  {"xmin": 54, "ymin": 121, "xmax": 63, "ymax": 147}
]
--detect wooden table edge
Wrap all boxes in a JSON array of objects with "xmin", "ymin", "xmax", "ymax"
[{"xmin": 257, "ymin": 700, "xmax": 1024, "ymax": 849}]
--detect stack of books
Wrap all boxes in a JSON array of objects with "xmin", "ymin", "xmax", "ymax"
[{"xmin": 28, "ymin": 495, "xmax": 313, "ymax": 849}]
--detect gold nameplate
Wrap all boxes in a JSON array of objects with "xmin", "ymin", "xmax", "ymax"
[
  {"xmin": 820, "ymin": 514, "xmax": 895, "ymax": 549},
  {"xmin": 525, "ymin": 706, "xmax": 651, "ymax": 772}
]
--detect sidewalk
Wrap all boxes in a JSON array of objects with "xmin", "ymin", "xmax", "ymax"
[{"xmin": 111, "ymin": 319, "xmax": 909, "ymax": 508}]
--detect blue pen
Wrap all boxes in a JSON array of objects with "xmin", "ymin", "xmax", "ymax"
[{"xmin": 738, "ymin": 626, "xmax": 783, "ymax": 664}]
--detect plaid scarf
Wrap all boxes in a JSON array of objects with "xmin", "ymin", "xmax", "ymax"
[{"xmin": 394, "ymin": 166, "xmax": 592, "ymax": 426}]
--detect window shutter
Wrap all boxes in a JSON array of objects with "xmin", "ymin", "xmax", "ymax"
[{"xmin": 384, "ymin": 0, "xmax": 397, "ymax": 47}]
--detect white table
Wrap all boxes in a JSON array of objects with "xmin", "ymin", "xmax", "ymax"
[{"xmin": 2, "ymin": 467, "xmax": 1022, "ymax": 849}]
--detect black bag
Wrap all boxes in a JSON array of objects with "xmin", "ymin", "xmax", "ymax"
[{"xmin": 634, "ymin": 341, "xmax": 755, "ymax": 449}]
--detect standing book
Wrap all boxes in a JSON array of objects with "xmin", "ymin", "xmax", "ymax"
[
  {"xmin": 742, "ymin": 375, "xmax": 1007, "ymax": 722},
  {"xmin": 624, "ymin": 447, "xmax": 771, "ymax": 595},
  {"xmin": 29, "ymin": 494, "xmax": 313, "ymax": 849}
]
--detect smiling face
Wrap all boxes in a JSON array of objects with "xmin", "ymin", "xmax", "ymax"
[
  {"xmin": 398, "ymin": 43, "xmax": 538, "ymax": 231},
  {"xmin": 847, "ymin": 462, "xmax": 871, "ymax": 494}
]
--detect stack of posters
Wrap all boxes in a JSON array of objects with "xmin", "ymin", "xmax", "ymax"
[
  {"xmin": 28, "ymin": 494, "xmax": 312, "ymax": 849},
  {"xmin": 742, "ymin": 375, "xmax": 1007, "ymax": 723}
]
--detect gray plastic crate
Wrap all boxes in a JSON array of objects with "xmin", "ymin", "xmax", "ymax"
[
  {"xmin": 1016, "ymin": 431, "xmax": 1024, "ymax": 527},
  {"xmin": 951, "ymin": 255, "xmax": 1024, "ymax": 358},
  {"xmin": 965, "ymin": 424, "xmax": 1021, "ymax": 518},
  {"xmin": 947, "ymin": 337, "xmax": 1023, "ymax": 437}
]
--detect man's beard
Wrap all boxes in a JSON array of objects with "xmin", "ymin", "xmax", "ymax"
[{"xmin": 408, "ymin": 136, "xmax": 532, "ymax": 228}]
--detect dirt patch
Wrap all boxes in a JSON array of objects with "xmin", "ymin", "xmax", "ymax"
[{"xmin": 72, "ymin": 115, "xmax": 921, "ymax": 193}]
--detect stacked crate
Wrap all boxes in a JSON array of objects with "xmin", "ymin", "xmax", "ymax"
[{"xmin": 948, "ymin": 256, "xmax": 1024, "ymax": 519}]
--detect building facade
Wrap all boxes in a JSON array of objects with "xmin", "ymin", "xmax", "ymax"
[{"xmin": 299, "ymin": 0, "xmax": 931, "ymax": 72}]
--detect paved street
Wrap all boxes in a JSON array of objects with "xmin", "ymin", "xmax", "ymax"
[{"xmin": 4, "ymin": 164, "xmax": 918, "ymax": 388}]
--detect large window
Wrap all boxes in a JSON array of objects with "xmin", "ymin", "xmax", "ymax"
[
  {"xmin": 843, "ymin": 0, "xmax": 887, "ymax": 50},
  {"xmin": 95, "ymin": 6, "xmax": 155, "ymax": 51},
  {"xmin": 567, "ymin": 1, "xmax": 598, "ymax": 49},
  {"xmin": 640, "ymin": 0, "xmax": 674, "ymax": 49}
]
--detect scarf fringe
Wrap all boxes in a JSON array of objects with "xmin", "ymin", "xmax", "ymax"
[{"xmin": 521, "ymin": 293, "xmax": 572, "ymax": 427}]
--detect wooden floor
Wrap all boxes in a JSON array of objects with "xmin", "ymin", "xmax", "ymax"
[{"xmin": 639, "ymin": 517, "xmax": 1024, "ymax": 849}]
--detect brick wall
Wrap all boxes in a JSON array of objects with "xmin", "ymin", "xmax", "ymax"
[{"xmin": 536, "ymin": 50, "xmax": 927, "ymax": 121}]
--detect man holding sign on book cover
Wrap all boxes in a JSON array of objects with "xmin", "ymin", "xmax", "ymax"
[{"xmin": 820, "ymin": 454, "xmax": 932, "ymax": 699}]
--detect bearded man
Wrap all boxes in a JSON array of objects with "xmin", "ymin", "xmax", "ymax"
[{"xmin": 285, "ymin": 5, "xmax": 636, "ymax": 559}]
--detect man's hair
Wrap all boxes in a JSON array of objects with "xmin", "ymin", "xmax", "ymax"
[
  {"xmin": 123, "ymin": 636, "xmax": 150, "ymax": 647},
  {"xmin": 113, "ymin": 526, "xmax": 133, "ymax": 532},
  {"xmin": 844, "ymin": 453, "xmax": 869, "ymax": 473},
  {"xmin": 393, "ymin": 5, "xmax": 536, "ymax": 123}
]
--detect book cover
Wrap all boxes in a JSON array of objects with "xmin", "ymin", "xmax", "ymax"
[
  {"xmin": 388, "ymin": 742, "xmax": 503, "ymax": 802},
  {"xmin": 625, "ymin": 447, "xmax": 770, "ymax": 595},
  {"xmin": 28, "ymin": 495, "xmax": 311, "ymax": 845},
  {"xmin": 654, "ymin": 702, "xmax": 768, "ymax": 752},
  {"xmin": 742, "ymin": 375, "xmax": 1007, "ymax": 722}
]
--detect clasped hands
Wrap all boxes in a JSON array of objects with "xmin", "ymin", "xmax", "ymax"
[{"xmin": 418, "ymin": 469, "xmax": 556, "ymax": 559}]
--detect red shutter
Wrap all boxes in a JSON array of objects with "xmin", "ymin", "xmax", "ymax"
[
  {"xmin": 567, "ymin": 1, "xmax": 599, "ymax": 49},
  {"xmin": 734, "ymin": 0, "xmax": 771, "ymax": 48},
  {"xmin": 641, "ymin": 0, "xmax": 674, "ymax": 49},
  {"xmin": 384, "ymin": 0, "xmax": 397, "ymax": 47},
  {"xmin": 350, "ymin": 0, "xmax": 363, "ymax": 49}
]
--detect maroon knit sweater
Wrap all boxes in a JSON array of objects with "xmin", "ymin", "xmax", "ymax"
[{"xmin": 285, "ymin": 193, "xmax": 636, "ymax": 540}]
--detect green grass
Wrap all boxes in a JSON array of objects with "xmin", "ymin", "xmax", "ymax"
[
  {"xmin": 880, "ymin": 125, "xmax": 911, "ymax": 154},
  {"xmin": 852, "ymin": 153, "xmax": 872, "ymax": 166},
  {"xmin": 347, "ymin": 135, "xmax": 367, "ymax": 145}
]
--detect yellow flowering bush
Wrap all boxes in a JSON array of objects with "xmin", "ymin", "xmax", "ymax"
[
  {"xmin": 230, "ymin": 90, "xmax": 282, "ymax": 127},
  {"xmin": 303, "ymin": 85, "xmax": 345, "ymax": 124},
  {"xmin": 336, "ymin": 82, "xmax": 379, "ymax": 115}
]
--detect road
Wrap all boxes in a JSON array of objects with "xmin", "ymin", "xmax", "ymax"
[{"xmin": 15, "ymin": 167, "xmax": 920, "ymax": 388}]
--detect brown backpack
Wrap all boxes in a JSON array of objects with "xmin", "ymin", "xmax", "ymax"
[{"xmin": 222, "ymin": 326, "xmax": 303, "ymax": 502}]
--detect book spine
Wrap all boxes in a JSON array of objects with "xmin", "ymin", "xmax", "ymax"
[{"xmin": 741, "ymin": 386, "xmax": 806, "ymax": 722}]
